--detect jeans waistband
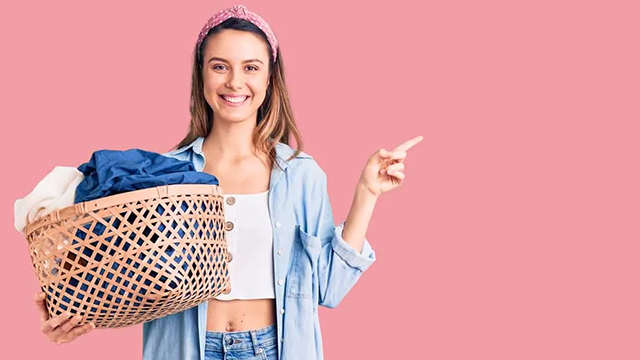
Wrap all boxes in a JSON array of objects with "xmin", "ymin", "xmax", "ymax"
[{"xmin": 205, "ymin": 324, "xmax": 277, "ymax": 353}]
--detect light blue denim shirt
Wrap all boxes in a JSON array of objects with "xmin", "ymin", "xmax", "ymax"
[{"xmin": 142, "ymin": 137, "xmax": 376, "ymax": 360}]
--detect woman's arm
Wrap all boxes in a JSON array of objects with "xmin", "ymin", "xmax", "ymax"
[
  {"xmin": 306, "ymin": 135, "xmax": 423, "ymax": 308},
  {"xmin": 341, "ymin": 135, "xmax": 424, "ymax": 253},
  {"xmin": 341, "ymin": 185, "xmax": 378, "ymax": 253}
]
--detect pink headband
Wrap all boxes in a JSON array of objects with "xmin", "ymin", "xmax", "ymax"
[{"xmin": 196, "ymin": 5, "xmax": 279, "ymax": 60}]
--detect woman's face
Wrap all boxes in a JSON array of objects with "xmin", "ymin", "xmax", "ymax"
[{"xmin": 201, "ymin": 29, "xmax": 271, "ymax": 124}]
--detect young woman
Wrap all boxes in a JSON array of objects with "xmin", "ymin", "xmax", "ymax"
[{"xmin": 34, "ymin": 5, "xmax": 422, "ymax": 360}]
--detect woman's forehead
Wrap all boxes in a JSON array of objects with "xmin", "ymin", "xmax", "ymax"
[{"xmin": 203, "ymin": 30, "xmax": 270, "ymax": 60}]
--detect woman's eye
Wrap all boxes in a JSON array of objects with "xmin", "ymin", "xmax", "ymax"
[
  {"xmin": 213, "ymin": 64, "xmax": 227, "ymax": 70},
  {"xmin": 246, "ymin": 65, "xmax": 258, "ymax": 71}
]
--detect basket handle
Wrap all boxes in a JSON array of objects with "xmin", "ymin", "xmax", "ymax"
[{"xmin": 156, "ymin": 185, "xmax": 169, "ymax": 198}]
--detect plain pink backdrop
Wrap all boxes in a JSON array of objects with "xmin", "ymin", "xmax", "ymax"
[{"xmin": 1, "ymin": 0, "xmax": 638, "ymax": 359}]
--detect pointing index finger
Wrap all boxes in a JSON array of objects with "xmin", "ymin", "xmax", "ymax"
[{"xmin": 394, "ymin": 135, "xmax": 424, "ymax": 152}]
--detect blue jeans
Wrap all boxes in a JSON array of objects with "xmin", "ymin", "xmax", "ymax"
[{"xmin": 205, "ymin": 324, "xmax": 278, "ymax": 360}]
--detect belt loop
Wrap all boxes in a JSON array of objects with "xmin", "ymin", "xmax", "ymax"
[
  {"xmin": 250, "ymin": 329, "xmax": 261, "ymax": 355},
  {"xmin": 222, "ymin": 333, "xmax": 229, "ymax": 354}
]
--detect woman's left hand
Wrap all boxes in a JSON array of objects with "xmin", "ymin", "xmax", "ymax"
[{"xmin": 358, "ymin": 135, "xmax": 424, "ymax": 198}]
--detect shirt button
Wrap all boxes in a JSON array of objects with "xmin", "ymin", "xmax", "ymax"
[
  {"xmin": 227, "ymin": 253, "xmax": 233, "ymax": 262},
  {"xmin": 278, "ymin": 279, "xmax": 283, "ymax": 286},
  {"xmin": 277, "ymin": 249, "xmax": 283, "ymax": 256},
  {"xmin": 225, "ymin": 221, "xmax": 234, "ymax": 231},
  {"xmin": 280, "ymin": 308, "xmax": 285, "ymax": 314},
  {"xmin": 226, "ymin": 196, "xmax": 236, "ymax": 206},
  {"xmin": 275, "ymin": 222, "xmax": 281, "ymax": 228}
]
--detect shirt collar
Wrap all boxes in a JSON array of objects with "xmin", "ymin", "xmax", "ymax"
[
  {"xmin": 176, "ymin": 136, "xmax": 311, "ymax": 169},
  {"xmin": 171, "ymin": 136, "xmax": 205, "ymax": 156}
]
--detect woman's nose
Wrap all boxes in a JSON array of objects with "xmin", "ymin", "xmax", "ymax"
[{"xmin": 225, "ymin": 69, "xmax": 244, "ymax": 90}]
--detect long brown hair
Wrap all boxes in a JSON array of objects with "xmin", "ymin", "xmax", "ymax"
[{"xmin": 175, "ymin": 18, "xmax": 303, "ymax": 169}]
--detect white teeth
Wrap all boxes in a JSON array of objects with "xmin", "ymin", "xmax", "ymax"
[{"xmin": 222, "ymin": 95, "xmax": 248, "ymax": 103}]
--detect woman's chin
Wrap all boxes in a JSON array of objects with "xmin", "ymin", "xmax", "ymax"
[{"xmin": 214, "ymin": 111, "xmax": 256, "ymax": 124}]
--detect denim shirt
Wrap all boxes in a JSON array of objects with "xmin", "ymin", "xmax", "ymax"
[{"xmin": 142, "ymin": 137, "xmax": 376, "ymax": 360}]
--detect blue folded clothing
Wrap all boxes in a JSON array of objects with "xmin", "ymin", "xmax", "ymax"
[{"xmin": 74, "ymin": 149, "xmax": 218, "ymax": 203}]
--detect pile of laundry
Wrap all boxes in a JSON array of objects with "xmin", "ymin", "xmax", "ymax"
[{"xmin": 14, "ymin": 149, "xmax": 218, "ymax": 234}]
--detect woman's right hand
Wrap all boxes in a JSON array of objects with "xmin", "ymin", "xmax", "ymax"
[{"xmin": 35, "ymin": 292, "xmax": 95, "ymax": 344}]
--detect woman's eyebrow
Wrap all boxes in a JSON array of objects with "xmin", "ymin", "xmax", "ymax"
[{"xmin": 207, "ymin": 56, "xmax": 264, "ymax": 64}]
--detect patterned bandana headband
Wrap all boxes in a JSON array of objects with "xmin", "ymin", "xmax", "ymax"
[{"xmin": 196, "ymin": 5, "xmax": 279, "ymax": 61}]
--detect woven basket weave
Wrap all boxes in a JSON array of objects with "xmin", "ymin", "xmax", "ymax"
[{"xmin": 24, "ymin": 184, "xmax": 229, "ymax": 328}]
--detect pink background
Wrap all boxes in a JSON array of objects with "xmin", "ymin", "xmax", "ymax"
[{"xmin": 1, "ymin": 0, "xmax": 638, "ymax": 359}]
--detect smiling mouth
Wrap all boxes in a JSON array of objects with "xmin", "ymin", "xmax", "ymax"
[{"xmin": 220, "ymin": 95, "xmax": 250, "ymax": 104}]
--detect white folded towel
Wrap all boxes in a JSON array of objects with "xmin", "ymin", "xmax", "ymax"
[{"xmin": 14, "ymin": 166, "xmax": 84, "ymax": 234}]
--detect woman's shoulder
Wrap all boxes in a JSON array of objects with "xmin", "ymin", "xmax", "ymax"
[
  {"xmin": 274, "ymin": 142, "xmax": 312, "ymax": 161},
  {"xmin": 276, "ymin": 142, "xmax": 327, "ymax": 181}
]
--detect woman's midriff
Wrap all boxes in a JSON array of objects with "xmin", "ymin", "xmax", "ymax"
[{"xmin": 206, "ymin": 298, "xmax": 276, "ymax": 332}]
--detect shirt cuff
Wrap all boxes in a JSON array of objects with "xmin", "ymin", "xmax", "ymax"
[{"xmin": 331, "ymin": 222, "xmax": 376, "ymax": 272}]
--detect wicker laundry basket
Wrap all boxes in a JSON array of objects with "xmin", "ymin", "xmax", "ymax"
[{"xmin": 24, "ymin": 184, "xmax": 229, "ymax": 328}]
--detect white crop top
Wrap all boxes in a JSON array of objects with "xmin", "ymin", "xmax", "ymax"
[{"xmin": 216, "ymin": 190, "xmax": 276, "ymax": 301}]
